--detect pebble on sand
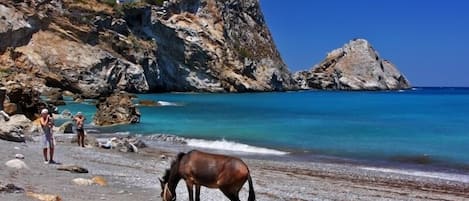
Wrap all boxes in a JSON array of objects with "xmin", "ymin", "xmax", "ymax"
[
  {"xmin": 15, "ymin": 153, "xmax": 24, "ymax": 159},
  {"xmin": 26, "ymin": 191, "xmax": 62, "ymax": 201},
  {"xmin": 72, "ymin": 178, "xmax": 94, "ymax": 186}
]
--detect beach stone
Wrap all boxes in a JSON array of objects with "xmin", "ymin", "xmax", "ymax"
[
  {"xmin": 26, "ymin": 192, "xmax": 62, "ymax": 201},
  {"xmin": 5, "ymin": 159, "xmax": 29, "ymax": 169},
  {"xmin": 0, "ymin": 183, "xmax": 24, "ymax": 193},
  {"xmin": 93, "ymin": 92, "xmax": 140, "ymax": 126},
  {"xmin": 72, "ymin": 178, "xmax": 94, "ymax": 186},
  {"xmin": 15, "ymin": 153, "xmax": 24, "ymax": 159},
  {"xmin": 92, "ymin": 176, "xmax": 107, "ymax": 186},
  {"xmin": 57, "ymin": 165, "xmax": 89, "ymax": 173}
]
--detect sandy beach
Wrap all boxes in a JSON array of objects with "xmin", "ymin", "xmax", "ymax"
[{"xmin": 1, "ymin": 133, "xmax": 468, "ymax": 201}]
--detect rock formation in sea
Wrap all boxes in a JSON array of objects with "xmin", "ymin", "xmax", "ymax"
[
  {"xmin": 294, "ymin": 39, "xmax": 411, "ymax": 90},
  {"xmin": 0, "ymin": 0, "xmax": 295, "ymax": 99},
  {"xmin": 93, "ymin": 92, "xmax": 140, "ymax": 126}
]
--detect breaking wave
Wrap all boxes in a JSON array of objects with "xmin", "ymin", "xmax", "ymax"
[
  {"xmin": 186, "ymin": 138, "xmax": 288, "ymax": 155},
  {"xmin": 145, "ymin": 134, "xmax": 288, "ymax": 155}
]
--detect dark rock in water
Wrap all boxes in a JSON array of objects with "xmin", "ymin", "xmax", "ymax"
[
  {"xmin": 138, "ymin": 100, "xmax": 160, "ymax": 107},
  {"xmin": 0, "ymin": 183, "xmax": 24, "ymax": 193},
  {"xmin": 93, "ymin": 92, "xmax": 140, "ymax": 126},
  {"xmin": 294, "ymin": 39, "xmax": 411, "ymax": 90},
  {"xmin": 58, "ymin": 121, "xmax": 74, "ymax": 134},
  {"xmin": 57, "ymin": 165, "xmax": 89, "ymax": 173}
]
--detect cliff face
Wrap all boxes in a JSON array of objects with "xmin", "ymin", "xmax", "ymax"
[
  {"xmin": 294, "ymin": 39, "xmax": 411, "ymax": 90},
  {"xmin": 0, "ymin": 0, "xmax": 295, "ymax": 99}
]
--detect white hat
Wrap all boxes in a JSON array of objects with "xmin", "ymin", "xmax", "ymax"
[
  {"xmin": 41, "ymin": 109, "xmax": 48, "ymax": 114},
  {"xmin": 77, "ymin": 112, "xmax": 82, "ymax": 116}
]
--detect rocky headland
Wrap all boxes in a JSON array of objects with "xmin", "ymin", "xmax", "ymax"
[
  {"xmin": 294, "ymin": 39, "xmax": 411, "ymax": 90},
  {"xmin": 0, "ymin": 0, "xmax": 295, "ymax": 98}
]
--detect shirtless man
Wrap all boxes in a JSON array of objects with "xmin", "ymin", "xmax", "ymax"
[
  {"xmin": 73, "ymin": 112, "xmax": 86, "ymax": 147},
  {"xmin": 40, "ymin": 108, "xmax": 56, "ymax": 164}
]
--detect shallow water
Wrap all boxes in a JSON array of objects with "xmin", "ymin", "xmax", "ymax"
[{"xmin": 58, "ymin": 87, "xmax": 469, "ymax": 170}]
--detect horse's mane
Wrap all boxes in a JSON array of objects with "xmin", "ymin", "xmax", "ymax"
[{"xmin": 162, "ymin": 152, "xmax": 186, "ymax": 183}]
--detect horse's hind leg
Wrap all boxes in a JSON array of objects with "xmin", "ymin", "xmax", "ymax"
[
  {"xmin": 195, "ymin": 185, "xmax": 201, "ymax": 201},
  {"xmin": 186, "ymin": 182, "xmax": 194, "ymax": 201}
]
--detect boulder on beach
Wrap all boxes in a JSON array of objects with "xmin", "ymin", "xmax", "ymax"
[
  {"xmin": 0, "ymin": 114, "xmax": 31, "ymax": 142},
  {"xmin": 5, "ymin": 159, "xmax": 29, "ymax": 169},
  {"xmin": 93, "ymin": 92, "xmax": 140, "ymax": 126},
  {"xmin": 99, "ymin": 136, "xmax": 146, "ymax": 153}
]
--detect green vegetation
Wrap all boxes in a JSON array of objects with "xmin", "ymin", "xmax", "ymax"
[
  {"xmin": 0, "ymin": 68, "xmax": 11, "ymax": 78},
  {"xmin": 237, "ymin": 47, "xmax": 252, "ymax": 59}
]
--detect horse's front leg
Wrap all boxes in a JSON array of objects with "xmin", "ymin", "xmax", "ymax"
[
  {"xmin": 185, "ymin": 181, "xmax": 194, "ymax": 201},
  {"xmin": 195, "ymin": 185, "xmax": 201, "ymax": 201}
]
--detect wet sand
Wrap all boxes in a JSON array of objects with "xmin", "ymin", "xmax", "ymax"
[{"xmin": 1, "ymin": 134, "xmax": 468, "ymax": 201}]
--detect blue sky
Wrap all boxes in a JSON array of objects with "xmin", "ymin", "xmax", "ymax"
[{"xmin": 259, "ymin": 0, "xmax": 469, "ymax": 87}]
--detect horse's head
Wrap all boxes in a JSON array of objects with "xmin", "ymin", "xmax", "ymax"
[
  {"xmin": 159, "ymin": 178, "xmax": 175, "ymax": 201},
  {"xmin": 160, "ymin": 168, "xmax": 176, "ymax": 201}
]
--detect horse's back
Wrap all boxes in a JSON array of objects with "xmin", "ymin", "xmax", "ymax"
[{"xmin": 180, "ymin": 150, "xmax": 250, "ymax": 187}]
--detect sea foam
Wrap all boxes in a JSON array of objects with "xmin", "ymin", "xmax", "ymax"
[
  {"xmin": 157, "ymin": 101, "xmax": 180, "ymax": 106},
  {"xmin": 361, "ymin": 167, "xmax": 469, "ymax": 183},
  {"xmin": 186, "ymin": 138, "xmax": 288, "ymax": 155}
]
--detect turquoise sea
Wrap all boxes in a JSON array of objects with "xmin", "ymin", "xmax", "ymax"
[{"xmin": 58, "ymin": 87, "xmax": 469, "ymax": 171}]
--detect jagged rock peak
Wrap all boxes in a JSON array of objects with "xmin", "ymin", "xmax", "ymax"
[{"xmin": 294, "ymin": 38, "xmax": 411, "ymax": 90}]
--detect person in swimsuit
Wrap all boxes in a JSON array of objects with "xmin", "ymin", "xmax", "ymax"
[{"xmin": 73, "ymin": 112, "xmax": 86, "ymax": 147}]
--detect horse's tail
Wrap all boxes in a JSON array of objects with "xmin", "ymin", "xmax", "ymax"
[{"xmin": 247, "ymin": 173, "xmax": 256, "ymax": 201}]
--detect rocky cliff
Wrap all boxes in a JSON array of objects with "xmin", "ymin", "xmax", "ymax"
[
  {"xmin": 0, "ymin": 0, "xmax": 295, "ymax": 100},
  {"xmin": 294, "ymin": 39, "xmax": 411, "ymax": 90}
]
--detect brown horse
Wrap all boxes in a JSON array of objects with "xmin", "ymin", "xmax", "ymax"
[{"xmin": 159, "ymin": 150, "xmax": 255, "ymax": 201}]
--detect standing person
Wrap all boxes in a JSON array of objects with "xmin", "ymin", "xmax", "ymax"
[
  {"xmin": 73, "ymin": 112, "xmax": 86, "ymax": 147},
  {"xmin": 40, "ymin": 108, "xmax": 56, "ymax": 164}
]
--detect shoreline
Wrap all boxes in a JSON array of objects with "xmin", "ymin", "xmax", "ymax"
[
  {"xmin": 97, "ymin": 131, "xmax": 469, "ymax": 178},
  {"xmin": 1, "ymin": 132, "xmax": 469, "ymax": 200}
]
